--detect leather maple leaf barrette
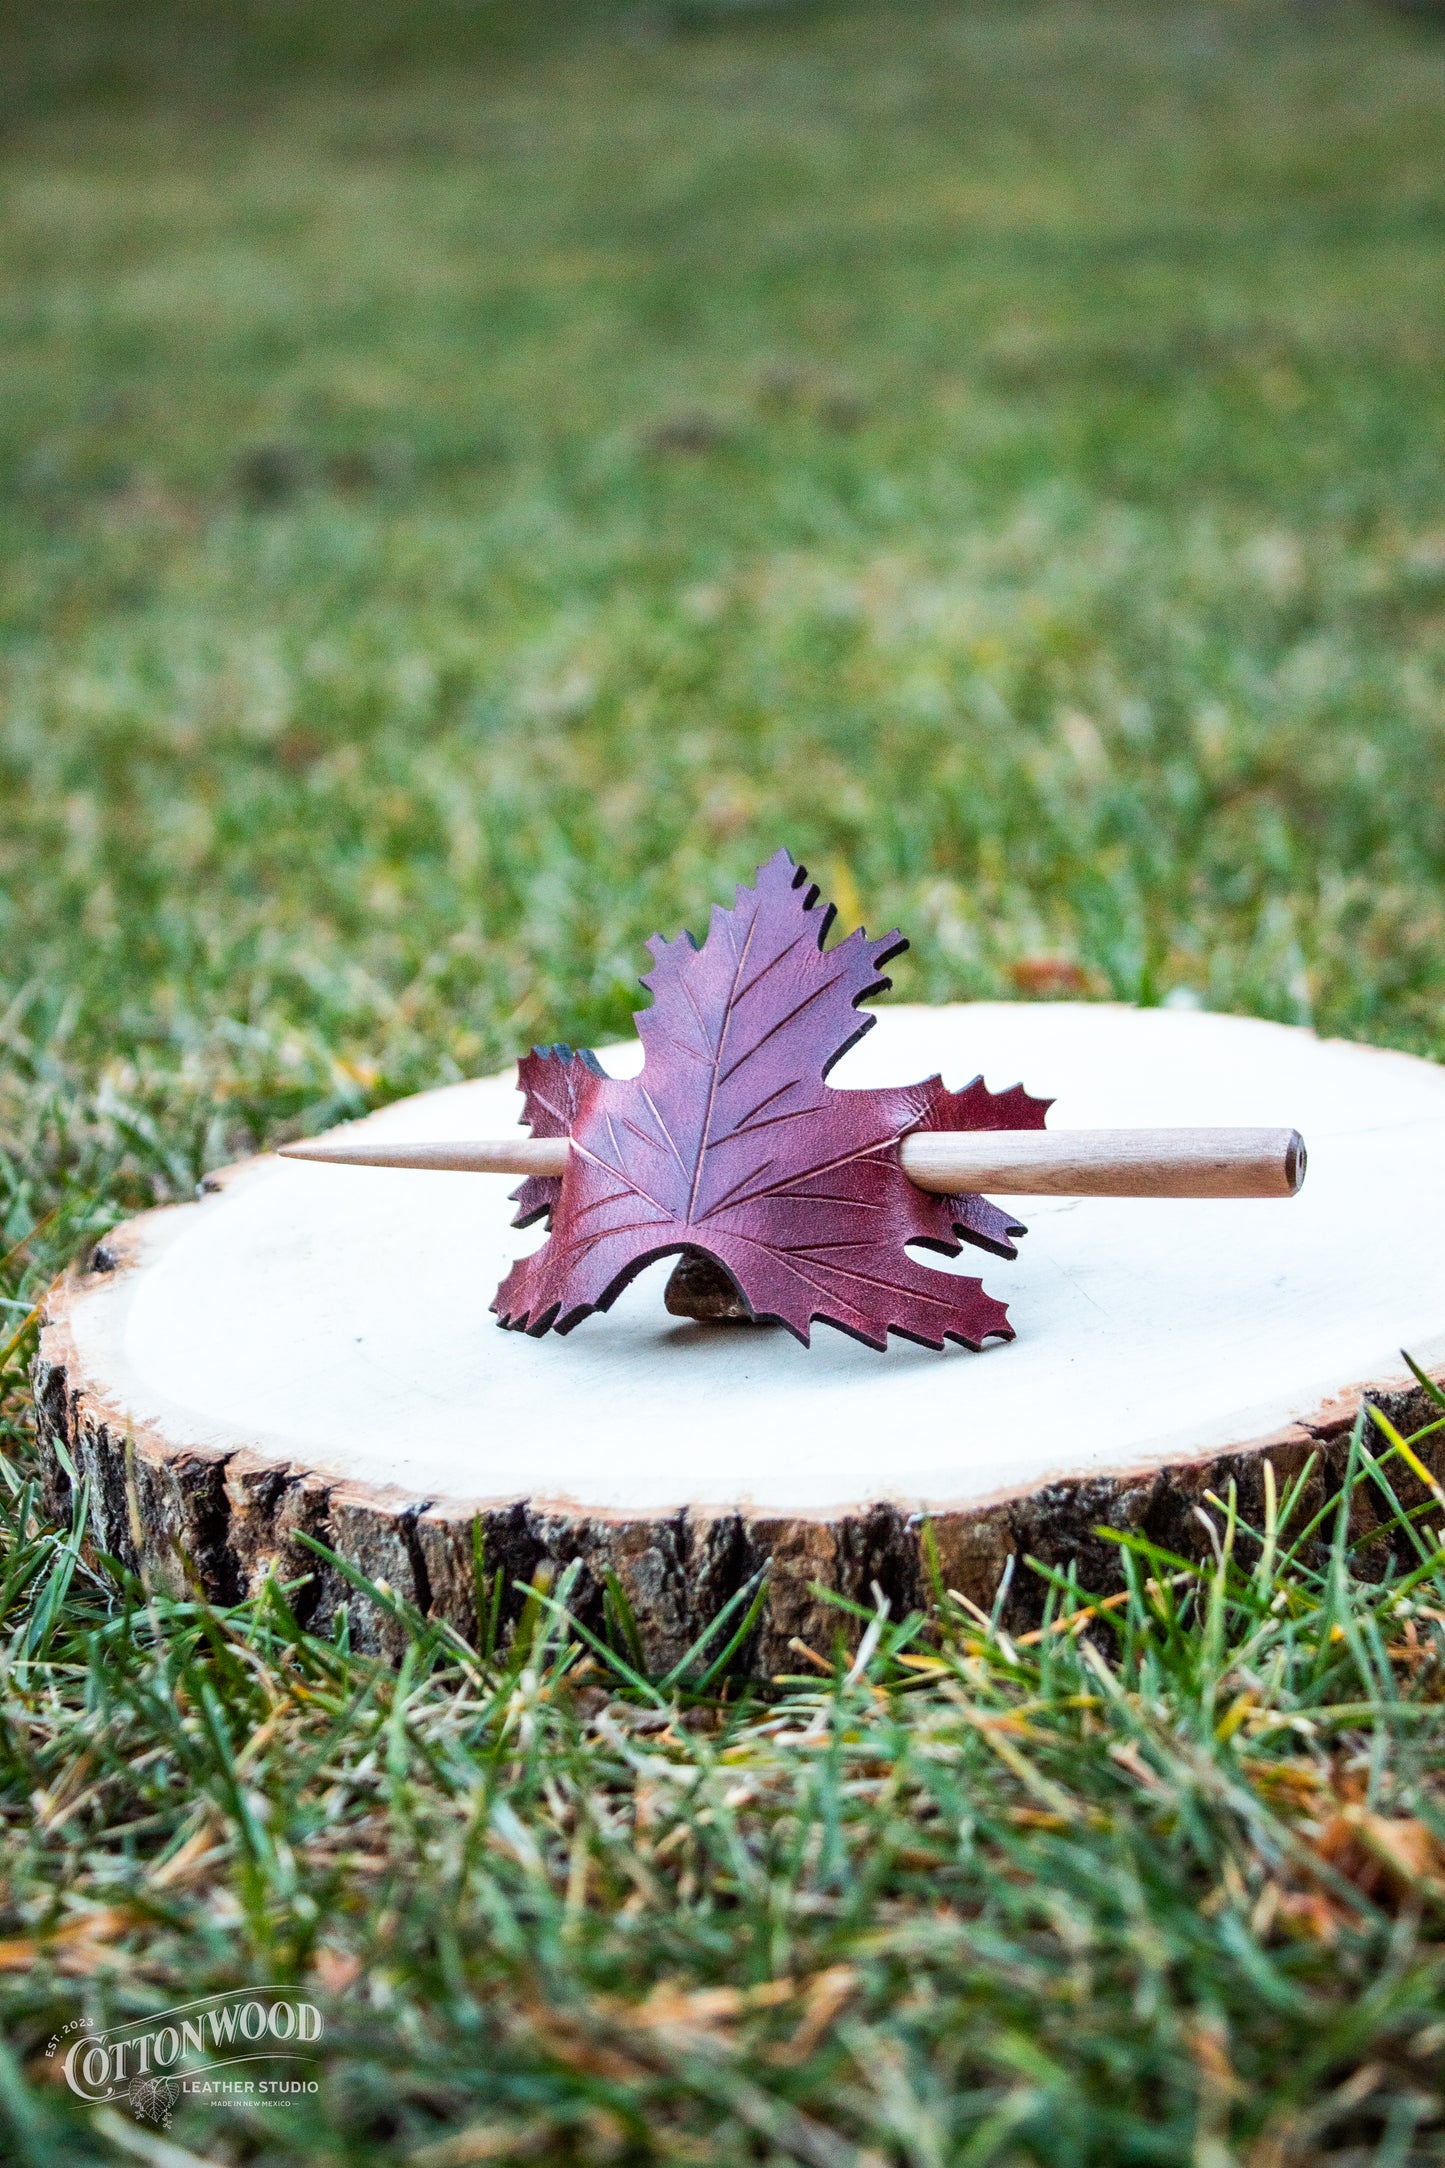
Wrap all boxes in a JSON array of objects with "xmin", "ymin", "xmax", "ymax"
[{"xmin": 283, "ymin": 849, "xmax": 1306, "ymax": 1350}]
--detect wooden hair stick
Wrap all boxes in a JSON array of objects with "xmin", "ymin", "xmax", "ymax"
[{"xmin": 280, "ymin": 1126, "xmax": 1306, "ymax": 1199}]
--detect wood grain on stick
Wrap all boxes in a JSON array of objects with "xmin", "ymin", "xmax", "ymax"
[
  {"xmin": 280, "ymin": 1126, "xmax": 1306, "ymax": 1199},
  {"xmin": 902, "ymin": 1126, "xmax": 1305, "ymax": 1197}
]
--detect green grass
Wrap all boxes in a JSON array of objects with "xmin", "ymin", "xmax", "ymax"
[
  {"xmin": 3, "ymin": 0, "xmax": 1445, "ymax": 2156},
  {"xmin": 4, "ymin": 1403, "xmax": 1445, "ymax": 2163}
]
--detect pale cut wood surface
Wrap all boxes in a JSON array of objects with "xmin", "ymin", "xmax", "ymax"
[
  {"xmin": 34, "ymin": 1004, "xmax": 1445, "ymax": 1670},
  {"xmin": 281, "ymin": 1125, "xmax": 1306, "ymax": 1198}
]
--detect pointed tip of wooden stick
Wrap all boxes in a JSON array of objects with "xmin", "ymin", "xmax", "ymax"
[
  {"xmin": 278, "ymin": 1138, "xmax": 383, "ymax": 1164},
  {"xmin": 276, "ymin": 1136, "xmax": 572, "ymax": 1176}
]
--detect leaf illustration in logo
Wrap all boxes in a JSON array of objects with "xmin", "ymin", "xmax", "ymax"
[{"xmin": 493, "ymin": 849, "xmax": 1049, "ymax": 1349}]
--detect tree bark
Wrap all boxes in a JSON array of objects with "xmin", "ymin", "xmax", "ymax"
[{"xmin": 33, "ymin": 1281, "xmax": 1445, "ymax": 1671}]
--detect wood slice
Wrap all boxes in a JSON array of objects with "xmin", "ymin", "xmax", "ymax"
[{"xmin": 33, "ymin": 1003, "xmax": 1445, "ymax": 1671}]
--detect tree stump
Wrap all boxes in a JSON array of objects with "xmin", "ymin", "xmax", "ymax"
[{"xmin": 34, "ymin": 1003, "xmax": 1445, "ymax": 1671}]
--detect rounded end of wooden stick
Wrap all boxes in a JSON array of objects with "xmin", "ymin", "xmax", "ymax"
[{"xmin": 1284, "ymin": 1129, "xmax": 1307, "ymax": 1195}]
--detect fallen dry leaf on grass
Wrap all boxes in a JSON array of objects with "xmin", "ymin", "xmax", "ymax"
[
  {"xmin": 616, "ymin": 1975, "xmax": 797, "ymax": 2036},
  {"xmin": 1008, "ymin": 957, "xmax": 1100, "ymax": 998},
  {"xmin": 773, "ymin": 1966, "xmax": 859, "ymax": 2065},
  {"xmin": 0, "ymin": 1904, "xmax": 139, "ymax": 1973},
  {"xmin": 410, "ymin": 2117, "xmax": 558, "ymax": 2165},
  {"xmin": 310, "ymin": 1945, "xmax": 364, "ymax": 1994},
  {"xmin": 1312, "ymin": 1806, "xmax": 1445, "ymax": 1909},
  {"xmin": 1257, "ymin": 1883, "xmax": 1348, "ymax": 1945}
]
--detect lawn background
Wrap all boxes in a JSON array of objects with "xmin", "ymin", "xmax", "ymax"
[{"xmin": 4, "ymin": 2, "xmax": 1445, "ymax": 2161}]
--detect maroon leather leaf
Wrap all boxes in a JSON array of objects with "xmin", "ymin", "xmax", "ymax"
[
  {"xmin": 917, "ymin": 1077, "xmax": 1052, "ymax": 1261},
  {"xmin": 509, "ymin": 1045, "xmax": 606, "ymax": 1229},
  {"xmin": 493, "ymin": 849, "xmax": 1049, "ymax": 1350}
]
